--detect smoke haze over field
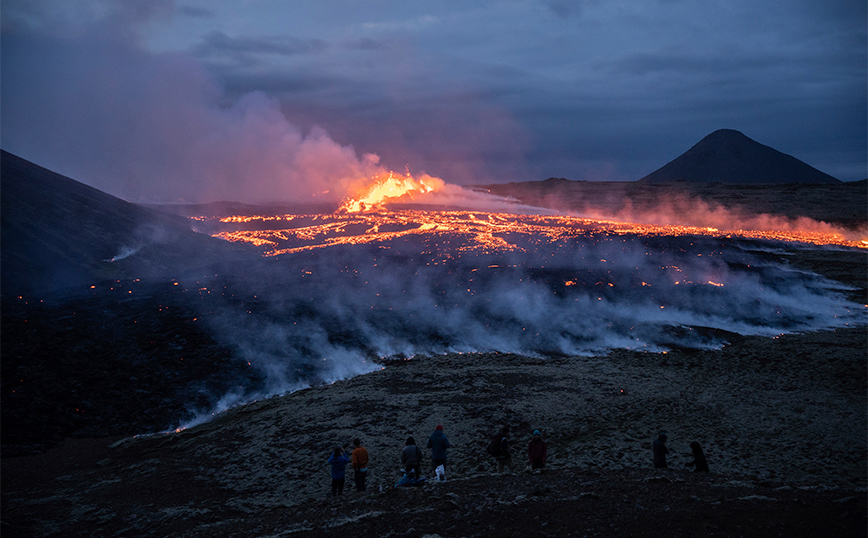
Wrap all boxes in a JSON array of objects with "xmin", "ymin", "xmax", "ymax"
[
  {"xmin": 569, "ymin": 195, "xmax": 868, "ymax": 241},
  {"xmin": 3, "ymin": 1, "xmax": 865, "ymax": 431},
  {"xmin": 173, "ymin": 224, "xmax": 864, "ymax": 426}
]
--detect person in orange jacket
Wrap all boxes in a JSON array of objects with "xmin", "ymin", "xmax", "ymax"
[{"xmin": 351, "ymin": 438, "xmax": 369, "ymax": 491}]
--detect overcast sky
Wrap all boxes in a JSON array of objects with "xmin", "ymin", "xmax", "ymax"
[{"xmin": 2, "ymin": 0, "xmax": 865, "ymax": 203}]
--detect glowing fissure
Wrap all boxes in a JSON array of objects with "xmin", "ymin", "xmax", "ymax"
[
  {"xmin": 568, "ymin": 196, "xmax": 868, "ymax": 244},
  {"xmin": 206, "ymin": 210, "xmax": 866, "ymax": 257}
]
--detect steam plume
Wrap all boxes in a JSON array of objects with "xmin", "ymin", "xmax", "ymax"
[
  {"xmin": 564, "ymin": 193, "xmax": 866, "ymax": 241},
  {"xmin": 2, "ymin": 5, "xmax": 395, "ymax": 204},
  {"xmin": 172, "ymin": 227, "xmax": 864, "ymax": 430}
]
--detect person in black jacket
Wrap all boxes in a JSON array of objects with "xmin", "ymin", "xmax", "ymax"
[
  {"xmin": 686, "ymin": 441, "xmax": 709, "ymax": 472},
  {"xmin": 495, "ymin": 426, "xmax": 513, "ymax": 474},
  {"xmin": 401, "ymin": 436, "xmax": 423, "ymax": 480},
  {"xmin": 427, "ymin": 425, "xmax": 450, "ymax": 479},
  {"xmin": 653, "ymin": 432, "xmax": 669, "ymax": 469}
]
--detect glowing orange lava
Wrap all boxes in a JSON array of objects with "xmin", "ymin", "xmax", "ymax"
[
  {"xmin": 338, "ymin": 170, "xmax": 444, "ymax": 213},
  {"xmin": 203, "ymin": 209, "xmax": 866, "ymax": 257}
]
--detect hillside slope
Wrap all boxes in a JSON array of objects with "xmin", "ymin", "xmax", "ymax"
[{"xmin": 1, "ymin": 150, "xmax": 253, "ymax": 296}]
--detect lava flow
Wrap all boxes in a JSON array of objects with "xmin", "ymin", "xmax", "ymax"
[
  {"xmin": 202, "ymin": 171, "xmax": 867, "ymax": 255},
  {"xmin": 208, "ymin": 210, "xmax": 865, "ymax": 258}
]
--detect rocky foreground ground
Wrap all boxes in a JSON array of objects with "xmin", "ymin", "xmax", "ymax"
[{"xmin": 2, "ymin": 248, "xmax": 866, "ymax": 537}]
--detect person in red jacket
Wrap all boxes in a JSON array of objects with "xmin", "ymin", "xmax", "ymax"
[{"xmin": 528, "ymin": 430, "xmax": 547, "ymax": 474}]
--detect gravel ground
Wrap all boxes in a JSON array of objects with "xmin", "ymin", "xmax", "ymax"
[{"xmin": 2, "ymin": 328, "xmax": 865, "ymax": 536}]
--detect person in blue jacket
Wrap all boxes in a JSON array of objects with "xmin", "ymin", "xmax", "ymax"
[
  {"xmin": 327, "ymin": 446, "xmax": 350, "ymax": 496},
  {"xmin": 427, "ymin": 425, "xmax": 450, "ymax": 479}
]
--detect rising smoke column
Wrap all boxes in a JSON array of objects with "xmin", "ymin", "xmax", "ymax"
[{"xmin": 1, "ymin": 3, "xmax": 395, "ymax": 204}]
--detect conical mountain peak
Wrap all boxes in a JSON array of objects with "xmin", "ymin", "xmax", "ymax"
[{"xmin": 640, "ymin": 130, "xmax": 839, "ymax": 184}]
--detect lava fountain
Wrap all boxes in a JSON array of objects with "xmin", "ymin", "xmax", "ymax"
[{"xmin": 338, "ymin": 169, "xmax": 444, "ymax": 213}]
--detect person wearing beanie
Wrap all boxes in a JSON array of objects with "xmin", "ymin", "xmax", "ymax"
[
  {"xmin": 427, "ymin": 425, "xmax": 451, "ymax": 479},
  {"xmin": 528, "ymin": 430, "xmax": 547, "ymax": 473}
]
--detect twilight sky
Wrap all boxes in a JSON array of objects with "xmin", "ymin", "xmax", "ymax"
[{"xmin": 2, "ymin": 0, "xmax": 866, "ymax": 203}]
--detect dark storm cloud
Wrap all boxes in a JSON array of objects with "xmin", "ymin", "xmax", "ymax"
[
  {"xmin": 611, "ymin": 51, "xmax": 782, "ymax": 78},
  {"xmin": 176, "ymin": 5, "xmax": 213, "ymax": 18},
  {"xmin": 219, "ymin": 72, "xmax": 345, "ymax": 99},
  {"xmin": 195, "ymin": 31, "xmax": 328, "ymax": 60},
  {"xmin": 544, "ymin": 0, "xmax": 585, "ymax": 19},
  {"xmin": 503, "ymin": 1, "xmax": 867, "ymax": 181},
  {"xmin": 342, "ymin": 37, "xmax": 389, "ymax": 51},
  {"xmin": 290, "ymin": 2, "xmax": 865, "ymax": 182}
]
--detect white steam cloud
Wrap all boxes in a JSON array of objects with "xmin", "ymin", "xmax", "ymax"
[{"xmin": 177, "ymin": 229, "xmax": 864, "ymax": 422}]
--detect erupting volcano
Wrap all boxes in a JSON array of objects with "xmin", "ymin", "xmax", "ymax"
[{"xmin": 4, "ymin": 0, "xmax": 866, "ymax": 532}]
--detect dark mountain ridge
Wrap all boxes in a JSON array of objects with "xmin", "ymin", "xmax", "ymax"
[
  {"xmin": 1, "ymin": 151, "xmax": 264, "ymax": 453},
  {"xmin": 1, "ymin": 150, "xmax": 255, "ymax": 296},
  {"xmin": 639, "ymin": 129, "xmax": 840, "ymax": 184}
]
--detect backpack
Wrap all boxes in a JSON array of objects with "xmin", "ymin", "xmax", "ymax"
[{"xmin": 486, "ymin": 436, "xmax": 503, "ymax": 457}]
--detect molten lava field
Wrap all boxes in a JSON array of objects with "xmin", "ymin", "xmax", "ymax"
[{"xmin": 3, "ymin": 207, "xmax": 864, "ymax": 451}]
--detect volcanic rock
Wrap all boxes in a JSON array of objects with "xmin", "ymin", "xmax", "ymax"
[
  {"xmin": 1, "ymin": 151, "xmax": 264, "ymax": 454},
  {"xmin": 0, "ymin": 280, "xmax": 264, "ymax": 456},
  {"xmin": 639, "ymin": 129, "xmax": 840, "ymax": 184}
]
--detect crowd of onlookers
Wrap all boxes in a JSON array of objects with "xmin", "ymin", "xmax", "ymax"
[{"xmin": 327, "ymin": 426, "xmax": 709, "ymax": 496}]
